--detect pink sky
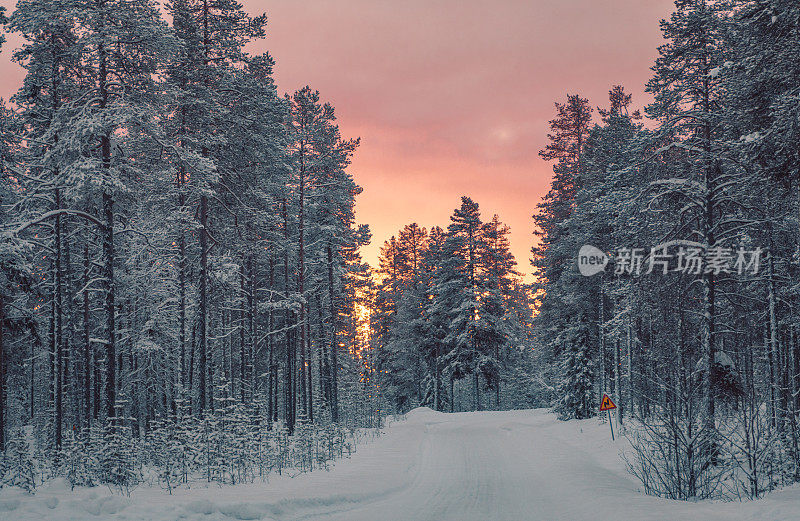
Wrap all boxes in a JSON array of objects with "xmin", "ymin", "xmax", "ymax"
[{"xmin": 0, "ymin": 0, "xmax": 675, "ymax": 277}]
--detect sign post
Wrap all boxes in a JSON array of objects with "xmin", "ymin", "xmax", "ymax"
[{"xmin": 599, "ymin": 393, "xmax": 617, "ymax": 441}]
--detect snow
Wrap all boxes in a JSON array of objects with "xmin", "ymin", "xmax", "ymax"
[
  {"xmin": 715, "ymin": 350, "xmax": 735, "ymax": 368},
  {"xmin": 3, "ymin": 409, "xmax": 800, "ymax": 520},
  {"xmin": 740, "ymin": 132, "xmax": 761, "ymax": 143}
]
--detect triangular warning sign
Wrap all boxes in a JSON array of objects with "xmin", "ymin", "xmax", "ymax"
[{"xmin": 599, "ymin": 393, "xmax": 617, "ymax": 412}]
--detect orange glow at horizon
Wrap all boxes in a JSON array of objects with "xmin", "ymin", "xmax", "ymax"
[{"xmin": 352, "ymin": 298, "xmax": 371, "ymax": 359}]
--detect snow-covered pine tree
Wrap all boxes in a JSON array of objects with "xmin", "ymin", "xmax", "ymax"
[
  {"xmin": 725, "ymin": 0, "xmax": 800, "ymax": 482},
  {"xmin": 375, "ymin": 224, "xmax": 428, "ymax": 410},
  {"xmin": 320, "ymin": 149, "xmax": 365, "ymax": 425},
  {"xmin": 8, "ymin": 0, "xmax": 90, "ymax": 448},
  {"xmin": 284, "ymin": 86, "xmax": 361, "ymax": 425},
  {"xmin": 0, "ymin": 100, "xmax": 38, "ymax": 451},
  {"xmin": 568, "ymin": 86, "xmax": 647, "ymax": 421},
  {"xmin": 531, "ymin": 94, "xmax": 593, "ymax": 419},
  {"xmin": 439, "ymin": 197, "xmax": 486, "ymax": 411},
  {"xmin": 384, "ymin": 275, "xmax": 429, "ymax": 410},
  {"xmin": 479, "ymin": 215, "xmax": 520, "ymax": 408},
  {"xmin": 418, "ymin": 226, "xmax": 448, "ymax": 411},
  {"xmin": 30, "ymin": 0, "xmax": 177, "ymax": 428}
]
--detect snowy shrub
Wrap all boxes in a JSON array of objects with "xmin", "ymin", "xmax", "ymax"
[
  {"xmin": 1, "ymin": 428, "xmax": 37, "ymax": 493},
  {"xmin": 100, "ymin": 422, "xmax": 141, "ymax": 495},
  {"xmin": 0, "ymin": 397, "xmax": 372, "ymax": 496},
  {"xmin": 623, "ymin": 415, "xmax": 724, "ymax": 500},
  {"xmin": 147, "ymin": 419, "xmax": 186, "ymax": 494},
  {"xmin": 61, "ymin": 429, "xmax": 98, "ymax": 489}
]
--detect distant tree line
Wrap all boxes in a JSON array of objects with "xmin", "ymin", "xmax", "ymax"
[{"xmin": 369, "ymin": 198, "xmax": 536, "ymax": 413}]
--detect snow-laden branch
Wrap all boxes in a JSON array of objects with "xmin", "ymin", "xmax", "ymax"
[{"xmin": 13, "ymin": 209, "xmax": 105, "ymax": 235}]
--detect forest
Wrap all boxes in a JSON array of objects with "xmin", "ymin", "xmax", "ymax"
[
  {"xmin": 531, "ymin": 0, "xmax": 800, "ymax": 501},
  {"xmin": 0, "ymin": 0, "xmax": 380, "ymax": 491},
  {"xmin": 0, "ymin": 0, "xmax": 799, "ymax": 510}
]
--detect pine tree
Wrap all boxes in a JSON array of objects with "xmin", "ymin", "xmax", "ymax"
[
  {"xmin": 531, "ymin": 94, "xmax": 594, "ymax": 419},
  {"xmin": 479, "ymin": 215, "xmax": 519, "ymax": 408},
  {"xmin": 421, "ymin": 226, "xmax": 450, "ymax": 411},
  {"xmin": 440, "ymin": 197, "xmax": 485, "ymax": 411},
  {"xmin": 8, "ymin": 0, "xmax": 88, "ymax": 447},
  {"xmin": 374, "ymin": 224, "xmax": 428, "ymax": 410},
  {"xmin": 533, "ymin": 94, "xmax": 593, "ymax": 286},
  {"xmin": 2, "ymin": 0, "xmax": 373, "ymax": 470},
  {"xmin": 570, "ymin": 86, "xmax": 646, "ymax": 412}
]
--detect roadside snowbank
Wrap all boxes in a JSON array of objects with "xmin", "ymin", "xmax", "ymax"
[{"xmin": 1, "ymin": 408, "xmax": 799, "ymax": 520}]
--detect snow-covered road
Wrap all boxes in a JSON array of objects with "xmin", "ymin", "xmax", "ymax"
[
  {"xmin": 3, "ymin": 408, "xmax": 800, "ymax": 521},
  {"xmin": 307, "ymin": 409, "xmax": 634, "ymax": 521}
]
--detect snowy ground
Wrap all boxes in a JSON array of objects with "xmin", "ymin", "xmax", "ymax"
[{"xmin": 2, "ymin": 408, "xmax": 800, "ymax": 521}]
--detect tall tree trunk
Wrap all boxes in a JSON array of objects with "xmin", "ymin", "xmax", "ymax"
[
  {"xmin": 767, "ymin": 325, "xmax": 776, "ymax": 429},
  {"xmin": 188, "ymin": 318, "xmax": 196, "ymax": 416},
  {"xmin": 327, "ymin": 243, "xmax": 339, "ymax": 422},
  {"xmin": 30, "ymin": 328, "xmax": 35, "ymax": 422},
  {"xmin": 55, "ymin": 189, "xmax": 64, "ymax": 447},
  {"xmin": 239, "ymin": 263, "xmax": 246, "ymax": 403},
  {"xmin": 247, "ymin": 254, "xmax": 256, "ymax": 404},
  {"xmin": 0, "ymin": 294, "xmax": 4, "ymax": 449},
  {"xmin": 49, "ymin": 273, "xmax": 55, "ymax": 420},
  {"xmin": 98, "ymin": 31, "xmax": 117, "ymax": 421},
  {"xmin": 282, "ymin": 200, "xmax": 295, "ymax": 433},
  {"xmin": 626, "ymin": 316, "xmax": 633, "ymax": 419},
  {"xmin": 297, "ymin": 155, "xmax": 308, "ymax": 421},
  {"xmin": 317, "ymin": 294, "xmax": 329, "ymax": 413},
  {"xmin": 178, "ymin": 167, "xmax": 187, "ymax": 396},
  {"xmin": 494, "ymin": 341, "xmax": 500, "ymax": 409},
  {"xmin": 222, "ymin": 295, "xmax": 231, "ymax": 386},
  {"xmin": 598, "ymin": 280, "xmax": 605, "ymax": 403},
  {"xmin": 198, "ymin": 0, "xmax": 212, "ymax": 415},
  {"xmin": 101, "ymin": 190, "xmax": 116, "ymax": 422},
  {"xmin": 306, "ymin": 315, "xmax": 313, "ymax": 422},
  {"xmin": 434, "ymin": 353, "xmax": 441, "ymax": 411},
  {"xmin": 93, "ymin": 336, "xmax": 100, "ymax": 421},
  {"xmin": 614, "ymin": 336, "xmax": 621, "ymax": 425},
  {"xmin": 198, "ymin": 194, "xmax": 208, "ymax": 413},
  {"xmin": 768, "ymin": 249, "xmax": 781, "ymax": 436},
  {"xmin": 267, "ymin": 256, "xmax": 275, "ymax": 423},
  {"xmin": 63, "ymin": 211, "xmax": 77, "ymax": 429}
]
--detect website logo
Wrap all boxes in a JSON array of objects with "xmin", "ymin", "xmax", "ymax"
[
  {"xmin": 577, "ymin": 245, "xmax": 609, "ymax": 276},
  {"xmin": 577, "ymin": 243, "xmax": 764, "ymax": 277}
]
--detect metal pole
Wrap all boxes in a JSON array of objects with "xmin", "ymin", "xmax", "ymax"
[{"xmin": 608, "ymin": 409, "xmax": 615, "ymax": 441}]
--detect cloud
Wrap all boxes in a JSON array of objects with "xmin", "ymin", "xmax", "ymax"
[{"xmin": 249, "ymin": 0, "xmax": 674, "ymax": 272}]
